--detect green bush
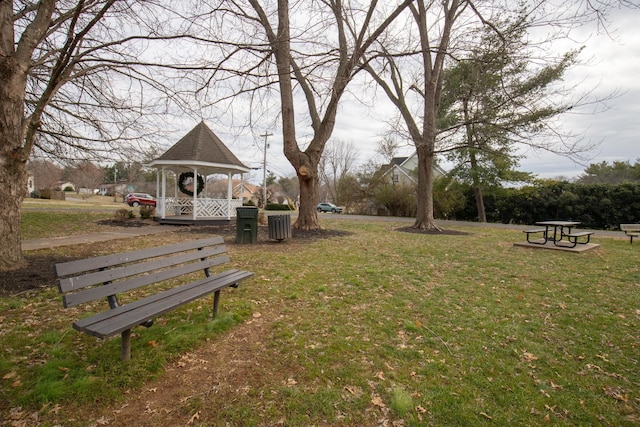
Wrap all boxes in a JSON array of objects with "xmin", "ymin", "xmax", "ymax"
[
  {"xmin": 139, "ymin": 206, "xmax": 155, "ymax": 219},
  {"xmin": 448, "ymin": 181, "xmax": 640, "ymax": 228}
]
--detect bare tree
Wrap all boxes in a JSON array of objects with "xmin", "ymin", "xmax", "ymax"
[
  {"xmin": 362, "ymin": 0, "xmax": 464, "ymax": 230},
  {"xmin": 319, "ymin": 139, "xmax": 359, "ymax": 205},
  {"xmin": 240, "ymin": 0, "xmax": 415, "ymax": 230},
  {"xmin": 0, "ymin": 1, "xmax": 187, "ymax": 272},
  {"xmin": 27, "ymin": 160, "xmax": 63, "ymax": 192},
  {"xmin": 66, "ymin": 160, "xmax": 105, "ymax": 194}
]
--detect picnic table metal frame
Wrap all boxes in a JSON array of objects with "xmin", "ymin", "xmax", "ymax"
[{"xmin": 535, "ymin": 220, "xmax": 580, "ymax": 245}]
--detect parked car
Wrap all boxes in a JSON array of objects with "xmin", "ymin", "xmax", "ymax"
[
  {"xmin": 125, "ymin": 193, "xmax": 156, "ymax": 207},
  {"xmin": 316, "ymin": 202, "xmax": 342, "ymax": 213}
]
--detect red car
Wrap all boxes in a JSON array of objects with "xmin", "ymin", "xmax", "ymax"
[{"xmin": 124, "ymin": 193, "xmax": 156, "ymax": 207}]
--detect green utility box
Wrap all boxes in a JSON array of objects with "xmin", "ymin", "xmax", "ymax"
[{"xmin": 235, "ymin": 206, "xmax": 259, "ymax": 244}]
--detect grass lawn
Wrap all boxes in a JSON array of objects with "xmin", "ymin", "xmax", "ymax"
[{"xmin": 1, "ymin": 208, "xmax": 639, "ymax": 426}]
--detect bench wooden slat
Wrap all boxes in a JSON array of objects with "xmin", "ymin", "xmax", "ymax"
[
  {"xmin": 58, "ymin": 243, "xmax": 227, "ymax": 292},
  {"xmin": 74, "ymin": 269, "xmax": 253, "ymax": 338},
  {"xmin": 620, "ymin": 224, "xmax": 640, "ymax": 231},
  {"xmin": 55, "ymin": 236, "xmax": 225, "ymax": 277},
  {"xmin": 523, "ymin": 228, "xmax": 546, "ymax": 233},
  {"xmin": 62, "ymin": 254, "xmax": 231, "ymax": 308},
  {"xmin": 73, "ymin": 269, "xmax": 242, "ymax": 330}
]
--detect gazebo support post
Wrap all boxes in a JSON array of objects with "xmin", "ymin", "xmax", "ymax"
[
  {"xmin": 192, "ymin": 167, "xmax": 198, "ymax": 221},
  {"xmin": 227, "ymin": 172, "xmax": 233, "ymax": 219}
]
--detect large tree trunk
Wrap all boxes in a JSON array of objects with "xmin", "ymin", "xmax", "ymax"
[
  {"xmin": 296, "ymin": 172, "xmax": 320, "ymax": 230},
  {"xmin": 0, "ymin": 161, "xmax": 27, "ymax": 271},
  {"xmin": 0, "ymin": 0, "xmax": 56, "ymax": 272},
  {"xmin": 1, "ymin": 1, "xmax": 29, "ymax": 271},
  {"xmin": 414, "ymin": 143, "xmax": 439, "ymax": 230},
  {"xmin": 469, "ymin": 150, "xmax": 487, "ymax": 222}
]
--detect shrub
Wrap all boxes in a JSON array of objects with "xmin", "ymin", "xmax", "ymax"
[
  {"xmin": 139, "ymin": 206, "xmax": 155, "ymax": 219},
  {"xmin": 114, "ymin": 209, "xmax": 134, "ymax": 222}
]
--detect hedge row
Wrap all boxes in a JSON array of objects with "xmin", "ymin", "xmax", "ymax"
[{"xmin": 448, "ymin": 182, "xmax": 640, "ymax": 230}]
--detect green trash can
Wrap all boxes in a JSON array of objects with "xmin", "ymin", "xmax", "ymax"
[{"xmin": 235, "ymin": 206, "xmax": 259, "ymax": 244}]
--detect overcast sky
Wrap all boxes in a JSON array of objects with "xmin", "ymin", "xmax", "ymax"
[{"xmin": 166, "ymin": 6, "xmax": 640, "ymax": 184}]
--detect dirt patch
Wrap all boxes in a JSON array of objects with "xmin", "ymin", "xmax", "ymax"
[
  {"xmin": 74, "ymin": 310, "xmax": 282, "ymax": 427},
  {"xmin": 0, "ymin": 254, "xmax": 66, "ymax": 296}
]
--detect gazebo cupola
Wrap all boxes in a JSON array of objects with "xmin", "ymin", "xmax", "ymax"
[{"xmin": 149, "ymin": 121, "xmax": 250, "ymax": 224}]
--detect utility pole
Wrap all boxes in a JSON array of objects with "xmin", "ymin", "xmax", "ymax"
[{"xmin": 260, "ymin": 132, "xmax": 272, "ymax": 208}]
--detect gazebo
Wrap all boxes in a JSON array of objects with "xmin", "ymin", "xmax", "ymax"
[{"xmin": 149, "ymin": 121, "xmax": 251, "ymax": 225}]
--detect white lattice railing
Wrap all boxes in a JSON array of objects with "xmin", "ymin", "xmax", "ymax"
[{"xmin": 158, "ymin": 198, "xmax": 243, "ymax": 218}]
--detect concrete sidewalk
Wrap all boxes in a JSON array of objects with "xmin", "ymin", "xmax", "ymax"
[{"xmin": 22, "ymin": 225, "xmax": 173, "ymax": 251}]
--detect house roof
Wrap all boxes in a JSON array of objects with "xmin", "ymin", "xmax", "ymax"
[
  {"xmin": 377, "ymin": 152, "xmax": 448, "ymax": 184},
  {"xmin": 150, "ymin": 121, "xmax": 249, "ymax": 174},
  {"xmin": 390, "ymin": 157, "xmax": 408, "ymax": 166}
]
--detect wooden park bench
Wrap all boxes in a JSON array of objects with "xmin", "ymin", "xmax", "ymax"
[
  {"xmin": 620, "ymin": 224, "xmax": 640, "ymax": 244},
  {"xmin": 55, "ymin": 236, "xmax": 253, "ymax": 361}
]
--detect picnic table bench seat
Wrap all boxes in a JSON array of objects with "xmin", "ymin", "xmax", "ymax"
[
  {"xmin": 522, "ymin": 227, "xmax": 594, "ymax": 247},
  {"xmin": 563, "ymin": 230, "xmax": 594, "ymax": 246},
  {"xmin": 523, "ymin": 228, "xmax": 547, "ymax": 244},
  {"xmin": 55, "ymin": 236, "xmax": 253, "ymax": 361},
  {"xmin": 620, "ymin": 224, "xmax": 640, "ymax": 244}
]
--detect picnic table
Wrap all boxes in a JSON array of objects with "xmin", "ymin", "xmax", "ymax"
[{"xmin": 523, "ymin": 220, "xmax": 594, "ymax": 248}]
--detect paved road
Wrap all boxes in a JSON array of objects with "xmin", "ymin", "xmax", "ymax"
[{"xmin": 22, "ymin": 214, "xmax": 625, "ymax": 251}]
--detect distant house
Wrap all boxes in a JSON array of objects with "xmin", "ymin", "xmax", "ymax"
[
  {"xmin": 210, "ymin": 179, "xmax": 259, "ymax": 206},
  {"xmin": 369, "ymin": 153, "xmax": 448, "ymax": 216},
  {"xmin": 52, "ymin": 181, "xmax": 75, "ymax": 192},
  {"xmin": 378, "ymin": 153, "xmax": 447, "ymax": 186}
]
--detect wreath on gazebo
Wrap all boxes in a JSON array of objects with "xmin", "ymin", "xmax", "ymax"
[{"xmin": 178, "ymin": 172, "xmax": 205, "ymax": 197}]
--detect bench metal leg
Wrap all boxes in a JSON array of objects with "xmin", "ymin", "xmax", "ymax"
[
  {"xmin": 121, "ymin": 329, "xmax": 131, "ymax": 361},
  {"xmin": 212, "ymin": 290, "xmax": 221, "ymax": 318}
]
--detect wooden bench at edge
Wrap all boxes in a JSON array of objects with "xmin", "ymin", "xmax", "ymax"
[
  {"xmin": 620, "ymin": 224, "xmax": 640, "ymax": 244},
  {"xmin": 55, "ymin": 236, "xmax": 253, "ymax": 361}
]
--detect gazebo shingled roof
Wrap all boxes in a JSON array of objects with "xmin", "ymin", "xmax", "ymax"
[{"xmin": 152, "ymin": 121, "xmax": 249, "ymax": 172}]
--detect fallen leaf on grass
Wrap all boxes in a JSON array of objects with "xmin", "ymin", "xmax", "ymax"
[
  {"xmin": 285, "ymin": 378, "xmax": 298, "ymax": 386},
  {"xmin": 187, "ymin": 410, "xmax": 201, "ymax": 424},
  {"xmin": 522, "ymin": 351, "xmax": 539, "ymax": 362},
  {"xmin": 371, "ymin": 396, "xmax": 386, "ymax": 408},
  {"xmin": 480, "ymin": 412, "xmax": 492, "ymax": 420},
  {"xmin": 603, "ymin": 386, "xmax": 628, "ymax": 402},
  {"xmin": 344, "ymin": 385, "xmax": 362, "ymax": 396},
  {"xmin": 550, "ymin": 380, "xmax": 563, "ymax": 390}
]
